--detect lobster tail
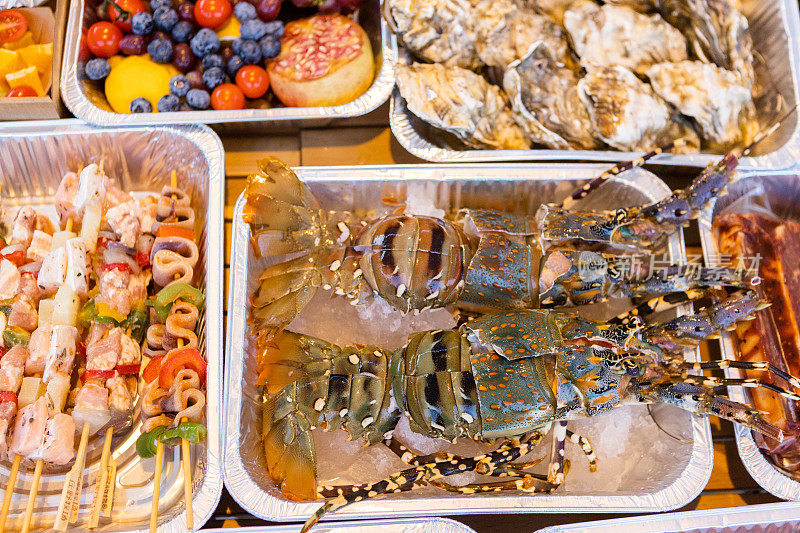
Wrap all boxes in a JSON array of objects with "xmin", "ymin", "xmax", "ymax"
[
  {"xmin": 262, "ymin": 384, "xmax": 318, "ymax": 501},
  {"xmin": 244, "ymin": 158, "xmax": 346, "ymax": 339}
]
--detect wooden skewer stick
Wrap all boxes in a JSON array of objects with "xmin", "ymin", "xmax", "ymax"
[
  {"xmin": 149, "ymin": 440, "xmax": 164, "ymax": 533},
  {"xmin": 54, "ymin": 422, "xmax": 91, "ymax": 531},
  {"xmin": 20, "ymin": 459, "xmax": 43, "ymax": 533},
  {"xmin": 88, "ymin": 421, "xmax": 114, "ymax": 528},
  {"xmin": 0, "ymin": 454, "xmax": 22, "ymax": 533}
]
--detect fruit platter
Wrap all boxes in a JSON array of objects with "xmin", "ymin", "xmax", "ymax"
[{"xmin": 61, "ymin": 0, "xmax": 393, "ymax": 124}]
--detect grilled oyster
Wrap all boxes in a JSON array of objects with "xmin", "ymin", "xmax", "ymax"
[
  {"xmin": 396, "ymin": 62, "xmax": 532, "ymax": 150},
  {"xmin": 504, "ymin": 42, "xmax": 601, "ymax": 149},
  {"xmin": 385, "ymin": 0, "xmax": 481, "ymax": 69},
  {"xmin": 578, "ymin": 65, "xmax": 699, "ymax": 151},
  {"xmin": 646, "ymin": 61, "xmax": 755, "ymax": 148},
  {"xmin": 651, "ymin": 0, "xmax": 754, "ymax": 87},
  {"xmin": 473, "ymin": 0, "xmax": 571, "ymax": 69},
  {"xmin": 564, "ymin": 0, "xmax": 687, "ymax": 73}
]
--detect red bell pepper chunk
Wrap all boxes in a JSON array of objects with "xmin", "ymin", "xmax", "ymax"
[
  {"xmin": 101, "ymin": 262, "xmax": 132, "ymax": 273},
  {"xmin": 0, "ymin": 390, "xmax": 17, "ymax": 406},
  {"xmin": 136, "ymin": 251, "xmax": 150, "ymax": 267},
  {"xmin": 0, "ymin": 346, "xmax": 6, "ymax": 361},
  {"xmin": 156, "ymin": 226, "xmax": 194, "ymax": 241},
  {"xmin": 116, "ymin": 363, "xmax": 141, "ymax": 375},
  {"xmin": 143, "ymin": 355, "xmax": 164, "ymax": 384},
  {"xmin": 1, "ymin": 250, "xmax": 26, "ymax": 267},
  {"xmin": 83, "ymin": 369, "xmax": 115, "ymax": 381},
  {"xmin": 159, "ymin": 347, "xmax": 206, "ymax": 390}
]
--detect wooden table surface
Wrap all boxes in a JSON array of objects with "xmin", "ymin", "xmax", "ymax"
[{"xmin": 207, "ymin": 103, "xmax": 782, "ymax": 531}]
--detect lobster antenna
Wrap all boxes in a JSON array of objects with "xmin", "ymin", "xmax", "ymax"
[
  {"xmin": 741, "ymin": 102, "xmax": 800, "ymax": 157},
  {"xmin": 558, "ymin": 139, "xmax": 687, "ymax": 210},
  {"xmin": 647, "ymin": 405, "xmax": 692, "ymax": 444}
]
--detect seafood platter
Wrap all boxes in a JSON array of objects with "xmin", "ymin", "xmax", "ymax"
[
  {"xmin": 60, "ymin": 0, "xmax": 394, "ymax": 125},
  {"xmin": 387, "ymin": 0, "xmax": 800, "ymax": 167},
  {"xmin": 0, "ymin": 121, "xmax": 223, "ymax": 532},
  {"xmin": 222, "ymin": 141, "xmax": 800, "ymax": 531}
]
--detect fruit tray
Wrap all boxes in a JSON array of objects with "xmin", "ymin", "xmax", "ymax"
[
  {"xmin": 388, "ymin": 0, "xmax": 800, "ymax": 169},
  {"xmin": 224, "ymin": 163, "xmax": 713, "ymax": 523},
  {"xmin": 0, "ymin": 119, "xmax": 224, "ymax": 532},
  {"xmin": 60, "ymin": 0, "xmax": 393, "ymax": 126},
  {"xmin": 698, "ymin": 171, "xmax": 800, "ymax": 502}
]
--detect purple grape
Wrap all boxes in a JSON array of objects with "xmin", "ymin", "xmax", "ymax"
[
  {"xmin": 177, "ymin": 2, "xmax": 195, "ymax": 23},
  {"xmin": 186, "ymin": 69, "xmax": 205, "ymax": 89},
  {"xmin": 290, "ymin": 0, "xmax": 312, "ymax": 6},
  {"xmin": 256, "ymin": 0, "xmax": 281, "ymax": 21},
  {"xmin": 337, "ymin": 0, "xmax": 363, "ymax": 13},
  {"xmin": 120, "ymin": 34, "xmax": 147, "ymax": 55},
  {"xmin": 172, "ymin": 42, "xmax": 196, "ymax": 72},
  {"xmin": 316, "ymin": 0, "xmax": 339, "ymax": 13}
]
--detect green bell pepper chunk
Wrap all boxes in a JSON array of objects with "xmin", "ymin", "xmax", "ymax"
[
  {"xmin": 77, "ymin": 299, "xmax": 96, "ymax": 329},
  {"xmin": 0, "ymin": 297, "xmax": 15, "ymax": 316},
  {"xmin": 135, "ymin": 426, "xmax": 167, "ymax": 458},
  {"xmin": 124, "ymin": 302, "xmax": 150, "ymax": 344},
  {"xmin": 3, "ymin": 326, "xmax": 30, "ymax": 348},
  {"xmin": 158, "ymin": 422, "xmax": 207, "ymax": 447},
  {"xmin": 148, "ymin": 282, "xmax": 205, "ymax": 322}
]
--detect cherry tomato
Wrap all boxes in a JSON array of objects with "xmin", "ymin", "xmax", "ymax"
[
  {"xmin": 235, "ymin": 64, "xmax": 269, "ymax": 98},
  {"xmin": 211, "ymin": 83, "xmax": 245, "ymax": 110},
  {"xmin": 108, "ymin": 0, "xmax": 146, "ymax": 32},
  {"xmin": 193, "ymin": 0, "xmax": 232, "ymax": 29},
  {"xmin": 6, "ymin": 85, "xmax": 37, "ymax": 97},
  {"xmin": 87, "ymin": 21, "xmax": 123, "ymax": 58},
  {"xmin": 0, "ymin": 10, "xmax": 28, "ymax": 46}
]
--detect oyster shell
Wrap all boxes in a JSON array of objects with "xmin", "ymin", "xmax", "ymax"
[
  {"xmin": 473, "ymin": 0, "xmax": 571, "ymax": 69},
  {"xmin": 517, "ymin": 0, "xmax": 578, "ymax": 26},
  {"xmin": 396, "ymin": 62, "xmax": 532, "ymax": 150},
  {"xmin": 564, "ymin": 0, "xmax": 688, "ymax": 73},
  {"xmin": 504, "ymin": 42, "xmax": 601, "ymax": 149},
  {"xmin": 646, "ymin": 60, "xmax": 755, "ymax": 148},
  {"xmin": 385, "ymin": 0, "xmax": 481, "ymax": 69},
  {"xmin": 578, "ymin": 65, "xmax": 699, "ymax": 151}
]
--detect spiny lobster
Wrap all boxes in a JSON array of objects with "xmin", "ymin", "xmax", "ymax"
[
  {"xmin": 243, "ymin": 150, "xmax": 800, "ymax": 532},
  {"xmin": 243, "ymin": 151, "xmax": 742, "ymax": 344}
]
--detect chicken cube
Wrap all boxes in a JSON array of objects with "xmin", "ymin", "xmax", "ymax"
[
  {"xmin": 43, "ymin": 325, "xmax": 78, "ymax": 383},
  {"xmin": 10, "ymin": 206, "xmax": 37, "ymax": 248},
  {"xmin": 86, "ymin": 327, "xmax": 122, "ymax": 371},
  {"xmin": 26, "ymin": 326, "xmax": 50, "ymax": 375},
  {"xmin": 37, "ymin": 247, "xmax": 67, "ymax": 295},
  {"xmin": 0, "ymin": 345, "xmax": 26, "ymax": 393},
  {"xmin": 32, "ymin": 414, "xmax": 75, "ymax": 465},
  {"xmin": 97, "ymin": 267, "xmax": 131, "ymax": 316},
  {"xmin": 0, "ymin": 259, "xmax": 20, "ymax": 300},
  {"xmin": 27, "ymin": 230, "xmax": 53, "ymax": 263},
  {"xmin": 55, "ymin": 172, "xmax": 78, "ymax": 227},
  {"xmin": 10, "ymin": 396, "xmax": 47, "ymax": 457},
  {"xmin": 8, "ymin": 296, "xmax": 38, "ymax": 332},
  {"xmin": 106, "ymin": 200, "xmax": 142, "ymax": 249},
  {"xmin": 107, "ymin": 374, "xmax": 133, "ymax": 412},
  {"xmin": 65, "ymin": 238, "xmax": 89, "ymax": 298}
]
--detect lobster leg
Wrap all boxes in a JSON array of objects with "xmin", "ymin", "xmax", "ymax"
[
  {"xmin": 548, "ymin": 421, "xmax": 568, "ymax": 487},
  {"xmin": 566, "ymin": 429, "xmax": 598, "ymax": 472},
  {"xmin": 681, "ymin": 360, "xmax": 800, "ymax": 391},
  {"xmin": 301, "ymin": 439, "xmax": 539, "ymax": 532},
  {"xmin": 678, "ymin": 375, "xmax": 800, "ymax": 402}
]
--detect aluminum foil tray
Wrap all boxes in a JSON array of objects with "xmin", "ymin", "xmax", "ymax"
[
  {"xmin": 225, "ymin": 163, "xmax": 713, "ymax": 522},
  {"xmin": 0, "ymin": 119, "xmax": 225, "ymax": 532},
  {"xmin": 534, "ymin": 501, "xmax": 800, "ymax": 533},
  {"xmin": 60, "ymin": 0, "xmax": 393, "ymax": 126},
  {"xmin": 698, "ymin": 171, "xmax": 800, "ymax": 501},
  {"xmin": 205, "ymin": 517, "xmax": 476, "ymax": 533},
  {"xmin": 389, "ymin": 0, "xmax": 800, "ymax": 169}
]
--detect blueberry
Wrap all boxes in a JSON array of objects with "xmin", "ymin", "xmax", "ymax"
[
  {"xmin": 239, "ymin": 39, "xmax": 261, "ymax": 64},
  {"xmin": 202, "ymin": 53, "xmax": 225, "ymax": 70},
  {"xmin": 264, "ymin": 20, "xmax": 284, "ymax": 38},
  {"xmin": 186, "ymin": 88, "xmax": 211, "ymax": 109},
  {"xmin": 190, "ymin": 28, "xmax": 220, "ymax": 57},
  {"xmin": 131, "ymin": 12, "xmax": 154, "ymax": 35},
  {"xmin": 240, "ymin": 19, "xmax": 267, "ymax": 40},
  {"xmin": 258, "ymin": 35, "xmax": 280, "ymax": 59},
  {"xmin": 171, "ymin": 20, "xmax": 193, "ymax": 42},
  {"xmin": 202, "ymin": 66, "xmax": 226, "ymax": 90},
  {"xmin": 233, "ymin": 1, "xmax": 257, "ymax": 21},
  {"xmin": 226, "ymin": 54, "xmax": 244, "ymax": 76},
  {"xmin": 231, "ymin": 38, "xmax": 244, "ymax": 57},
  {"xmin": 153, "ymin": 7, "xmax": 179, "ymax": 31},
  {"xmin": 149, "ymin": 0, "xmax": 173, "ymax": 11},
  {"xmin": 147, "ymin": 37, "xmax": 174, "ymax": 63},
  {"xmin": 169, "ymin": 74, "xmax": 191, "ymax": 96},
  {"xmin": 84, "ymin": 58, "xmax": 111, "ymax": 80},
  {"xmin": 130, "ymin": 97, "xmax": 153, "ymax": 113},
  {"xmin": 157, "ymin": 93, "xmax": 181, "ymax": 112}
]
